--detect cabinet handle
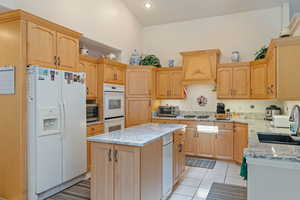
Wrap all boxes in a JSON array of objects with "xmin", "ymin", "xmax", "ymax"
[
  {"xmin": 114, "ymin": 150, "xmax": 118, "ymax": 162},
  {"xmin": 108, "ymin": 149, "xmax": 112, "ymax": 162},
  {"xmin": 58, "ymin": 57, "xmax": 61, "ymax": 66},
  {"xmin": 179, "ymin": 144, "xmax": 183, "ymax": 152},
  {"xmin": 54, "ymin": 56, "xmax": 57, "ymax": 65},
  {"xmin": 149, "ymin": 100, "xmax": 151, "ymax": 107},
  {"xmin": 87, "ymin": 87, "xmax": 89, "ymax": 95}
]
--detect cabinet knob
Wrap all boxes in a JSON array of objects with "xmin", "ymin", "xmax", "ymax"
[
  {"xmin": 58, "ymin": 57, "xmax": 61, "ymax": 66},
  {"xmin": 54, "ymin": 56, "xmax": 57, "ymax": 65}
]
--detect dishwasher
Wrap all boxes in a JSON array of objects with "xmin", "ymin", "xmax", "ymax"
[{"xmin": 162, "ymin": 133, "xmax": 173, "ymax": 199}]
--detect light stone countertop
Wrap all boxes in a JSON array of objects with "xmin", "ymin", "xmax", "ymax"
[
  {"xmin": 153, "ymin": 115, "xmax": 300, "ymax": 163},
  {"xmin": 87, "ymin": 123, "xmax": 186, "ymax": 147}
]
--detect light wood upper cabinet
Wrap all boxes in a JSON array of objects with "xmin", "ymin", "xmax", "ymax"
[
  {"xmin": 126, "ymin": 98, "xmax": 152, "ymax": 127},
  {"xmin": 56, "ymin": 32, "xmax": 79, "ymax": 71},
  {"xmin": 156, "ymin": 70, "xmax": 170, "ymax": 98},
  {"xmin": 232, "ymin": 66, "xmax": 250, "ymax": 98},
  {"xmin": 91, "ymin": 143, "xmax": 114, "ymax": 200},
  {"xmin": 181, "ymin": 49, "xmax": 220, "ymax": 85},
  {"xmin": 267, "ymin": 46, "xmax": 277, "ymax": 99},
  {"xmin": 27, "ymin": 22, "xmax": 57, "ymax": 68},
  {"xmin": 170, "ymin": 70, "xmax": 185, "ymax": 98},
  {"xmin": 114, "ymin": 145, "xmax": 140, "ymax": 200},
  {"xmin": 156, "ymin": 67, "xmax": 185, "ymax": 99},
  {"xmin": 126, "ymin": 66, "xmax": 153, "ymax": 98},
  {"xmin": 217, "ymin": 62, "xmax": 250, "ymax": 99},
  {"xmin": 217, "ymin": 67, "xmax": 232, "ymax": 98},
  {"xmin": 101, "ymin": 59, "xmax": 126, "ymax": 85},
  {"xmin": 79, "ymin": 57, "xmax": 98, "ymax": 99},
  {"xmin": 27, "ymin": 22, "xmax": 79, "ymax": 71},
  {"xmin": 250, "ymin": 60, "xmax": 268, "ymax": 99}
]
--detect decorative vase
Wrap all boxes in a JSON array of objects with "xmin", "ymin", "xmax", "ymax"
[{"xmin": 231, "ymin": 51, "xmax": 240, "ymax": 62}]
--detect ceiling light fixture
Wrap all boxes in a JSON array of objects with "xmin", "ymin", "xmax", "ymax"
[{"xmin": 145, "ymin": 1, "xmax": 152, "ymax": 9}]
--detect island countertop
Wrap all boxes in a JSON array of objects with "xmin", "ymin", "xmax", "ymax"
[{"xmin": 87, "ymin": 123, "xmax": 186, "ymax": 146}]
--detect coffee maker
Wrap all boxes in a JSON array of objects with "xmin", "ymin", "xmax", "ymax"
[
  {"xmin": 217, "ymin": 103, "xmax": 225, "ymax": 114},
  {"xmin": 265, "ymin": 105, "xmax": 281, "ymax": 121}
]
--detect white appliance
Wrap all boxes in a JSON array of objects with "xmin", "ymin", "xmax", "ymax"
[
  {"xmin": 27, "ymin": 66, "xmax": 87, "ymax": 200},
  {"xmin": 103, "ymin": 83, "xmax": 125, "ymax": 132},
  {"xmin": 162, "ymin": 133, "xmax": 173, "ymax": 199},
  {"xmin": 271, "ymin": 115, "xmax": 290, "ymax": 128}
]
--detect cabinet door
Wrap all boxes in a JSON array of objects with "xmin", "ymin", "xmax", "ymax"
[
  {"xmin": 232, "ymin": 66, "xmax": 250, "ymax": 98},
  {"xmin": 234, "ymin": 124, "xmax": 248, "ymax": 164},
  {"xmin": 86, "ymin": 62, "xmax": 98, "ymax": 98},
  {"xmin": 156, "ymin": 71, "xmax": 170, "ymax": 98},
  {"xmin": 251, "ymin": 63, "xmax": 268, "ymax": 99},
  {"xmin": 170, "ymin": 70, "xmax": 185, "ymax": 99},
  {"xmin": 27, "ymin": 22, "xmax": 57, "ymax": 69},
  {"xmin": 115, "ymin": 66, "xmax": 125, "ymax": 85},
  {"xmin": 214, "ymin": 130, "xmax": 234, "ymax": 160},
  {"xmin": 217, "ymin": 68, "xmax": 232, "ymax": 99},
  {"xmin": 184, "ymin": 127, "xmax": 197, "ymax": 154},
  {"xmin": 197, "ymin": 133, "xmax": 215, "ymax": 157},
  {"xmin": 91, "ymin": 143, "xmax": 114, "ymax": 200},
  {"xmin": 114, "ymin": 145, "xmax": 140, "ymax": 200},
  {"xmin": 126, "ymin": 98, "xmax": 151, "ymax": 127},
  {"xmin": 184, "ymin": 54, "xmax": 214, "ymax": 81},
  {"xmin": 126, "ymin": 69, "xmax": 152, "ymax": 97},
  {"xmin": 56, "ymin": 32, "xmax": 79, "ymax": 72},
  {"xmin": 267, "ymin": 47, "xmax": 277, "ymax": 98},
  {"xmin": 104, "ymin": 65, "xmax": 116, "ymax": 83}
]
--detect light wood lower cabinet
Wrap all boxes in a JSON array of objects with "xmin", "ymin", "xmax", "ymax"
[
  {"xmin": 91, "ymin": 139, "xmax": 162, "ymax": 200},
  {"xmin": 234, "ymin": 123, "xmax": 248, "ymax": 164},
  {"xmin": 173, "ymin": 129, "xmax": 186, "ymax": 185},
  {"xmin": 87, "ymin": 123, "xmax": 104, "ymax": 171},
  {"xmin": 153, "ymin": 119, "xmax": 247, "ymax": 162}
]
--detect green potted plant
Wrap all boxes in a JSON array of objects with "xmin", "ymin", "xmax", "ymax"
[
  {"xmin": 254, "ymin": 46, "xmax": 268, "ymax": 60},
  {"xmin": 139, "ymin": 55, "xmax": 162, "ymax": 68}
]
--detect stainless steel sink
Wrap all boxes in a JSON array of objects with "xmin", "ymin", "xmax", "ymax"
[{"xmin": 257, "ymin": 133, "xmax": 300, "ymax": 146}]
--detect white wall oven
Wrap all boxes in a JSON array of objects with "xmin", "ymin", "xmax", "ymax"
[{"xmin": 103, "ymin": 84, "xmax": 125, "ymax": 132}]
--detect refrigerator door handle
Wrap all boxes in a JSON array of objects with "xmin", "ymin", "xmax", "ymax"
[{"xmin": 62, "ymin": 100, "xmax": 66, "ymax": 136}]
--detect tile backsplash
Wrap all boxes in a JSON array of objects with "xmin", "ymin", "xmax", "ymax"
[{"xmin": 160, "ymin": 85, "xmax": 284, "ymax": 113}]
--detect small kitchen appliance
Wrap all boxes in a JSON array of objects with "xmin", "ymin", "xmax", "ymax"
[
  {"xmin": 265, "ymin": 105, "xmax": 281, "ymax": 121},
  {"xmin": 157, "ymin": 106, "xmax": 180, "ymax": 117},
  {"xmin": 86, "ymin": 99, "xmax": 99, "ymax": 124},
  {"xmin": 289, "ymin": 105, "xmax": 300, "ymax": 136},
  {"xmin": 271, "ymin": 115, "xmax": 290, "ymax": 128},
  {"xmin": 216, "ymin": 103, "xmax": 225, "ymax": 114}
]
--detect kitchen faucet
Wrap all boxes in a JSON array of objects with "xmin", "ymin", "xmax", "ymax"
[{"xmin": 289, "ymin": 105, "xmax": 300, "ymax": 136}]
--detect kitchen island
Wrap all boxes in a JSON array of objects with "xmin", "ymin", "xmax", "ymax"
[{"xmin": 88, "ymin": 123, "xmax": 186, "ymax": 200}]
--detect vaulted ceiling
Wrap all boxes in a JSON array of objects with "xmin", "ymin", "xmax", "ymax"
[{"xmin": 122, "ymin": 0, "xmax": 288, "ymax": 26}]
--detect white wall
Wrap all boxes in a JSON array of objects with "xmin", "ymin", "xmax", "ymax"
[
  {"xmin": 13, "ymin": 0, "xmax": 142, "ymax": 63},
  {"xmin": 161, "ymin": 85, "xmax": 283, "ymax": 113},
  {"xmin": 142, "ymin": 7, "xmax": 282, "ymax": 66},
  {"xmin": 0, "ymin": 0, "xmax": 16, "ymax": 9},
  {"xmin": 144, "ymin": 7, "xmax": 285, "ymax": 113}
]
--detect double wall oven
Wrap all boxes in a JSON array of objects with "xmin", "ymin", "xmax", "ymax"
[{"xmin": 103, "ymin": 83, "xmax": 125, "ymax": 132}]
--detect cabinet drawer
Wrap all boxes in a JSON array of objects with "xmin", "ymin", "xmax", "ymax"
[
  {"xmin": 87, "ymin": 123, "xmax": 104, "ymax": 136},
  {"xmin": 215, "ymin": 122, "xmax": 233, "ymax": 130}
]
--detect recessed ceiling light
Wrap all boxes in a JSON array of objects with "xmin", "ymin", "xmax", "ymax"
[{"xmin": 145, "ymin": 2, "xmax": 152, "ymax": 9}]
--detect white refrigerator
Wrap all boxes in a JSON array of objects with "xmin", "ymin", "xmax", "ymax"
[{"xmin": 27, "ymin": 66, "xmax": 87, "ymax": 199}]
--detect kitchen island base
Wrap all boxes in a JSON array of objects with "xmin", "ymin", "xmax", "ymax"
[{"xmin": 91, "ymin": 139, "xmax": 162, "ymax": 200}]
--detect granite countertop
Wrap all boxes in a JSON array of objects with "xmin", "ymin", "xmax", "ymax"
[
  {"xmin": 87, "ymin": 123, "xmax": 186, "ymax": 147},
  {"xmin": 153, "ymin": 115, "xmax": 300, "ymax": 163}
]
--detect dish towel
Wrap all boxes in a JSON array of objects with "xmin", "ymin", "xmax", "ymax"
[{"xmin": 240, "ymin": 157, "xmax": 247, "ymax": 180}]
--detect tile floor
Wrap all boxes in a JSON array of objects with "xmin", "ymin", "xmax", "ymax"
[{"xmin": 169, "ymin": 161, "xmax": 246, "ymax": 200}]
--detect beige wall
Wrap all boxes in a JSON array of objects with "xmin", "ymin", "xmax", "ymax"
[
  {"xmin": 13, "ymin": 0, "xmax": 143, "ymax": 63},
  {"xmin": 142, "ymin": 7, "xmax": 282, "ymax": 66}
]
